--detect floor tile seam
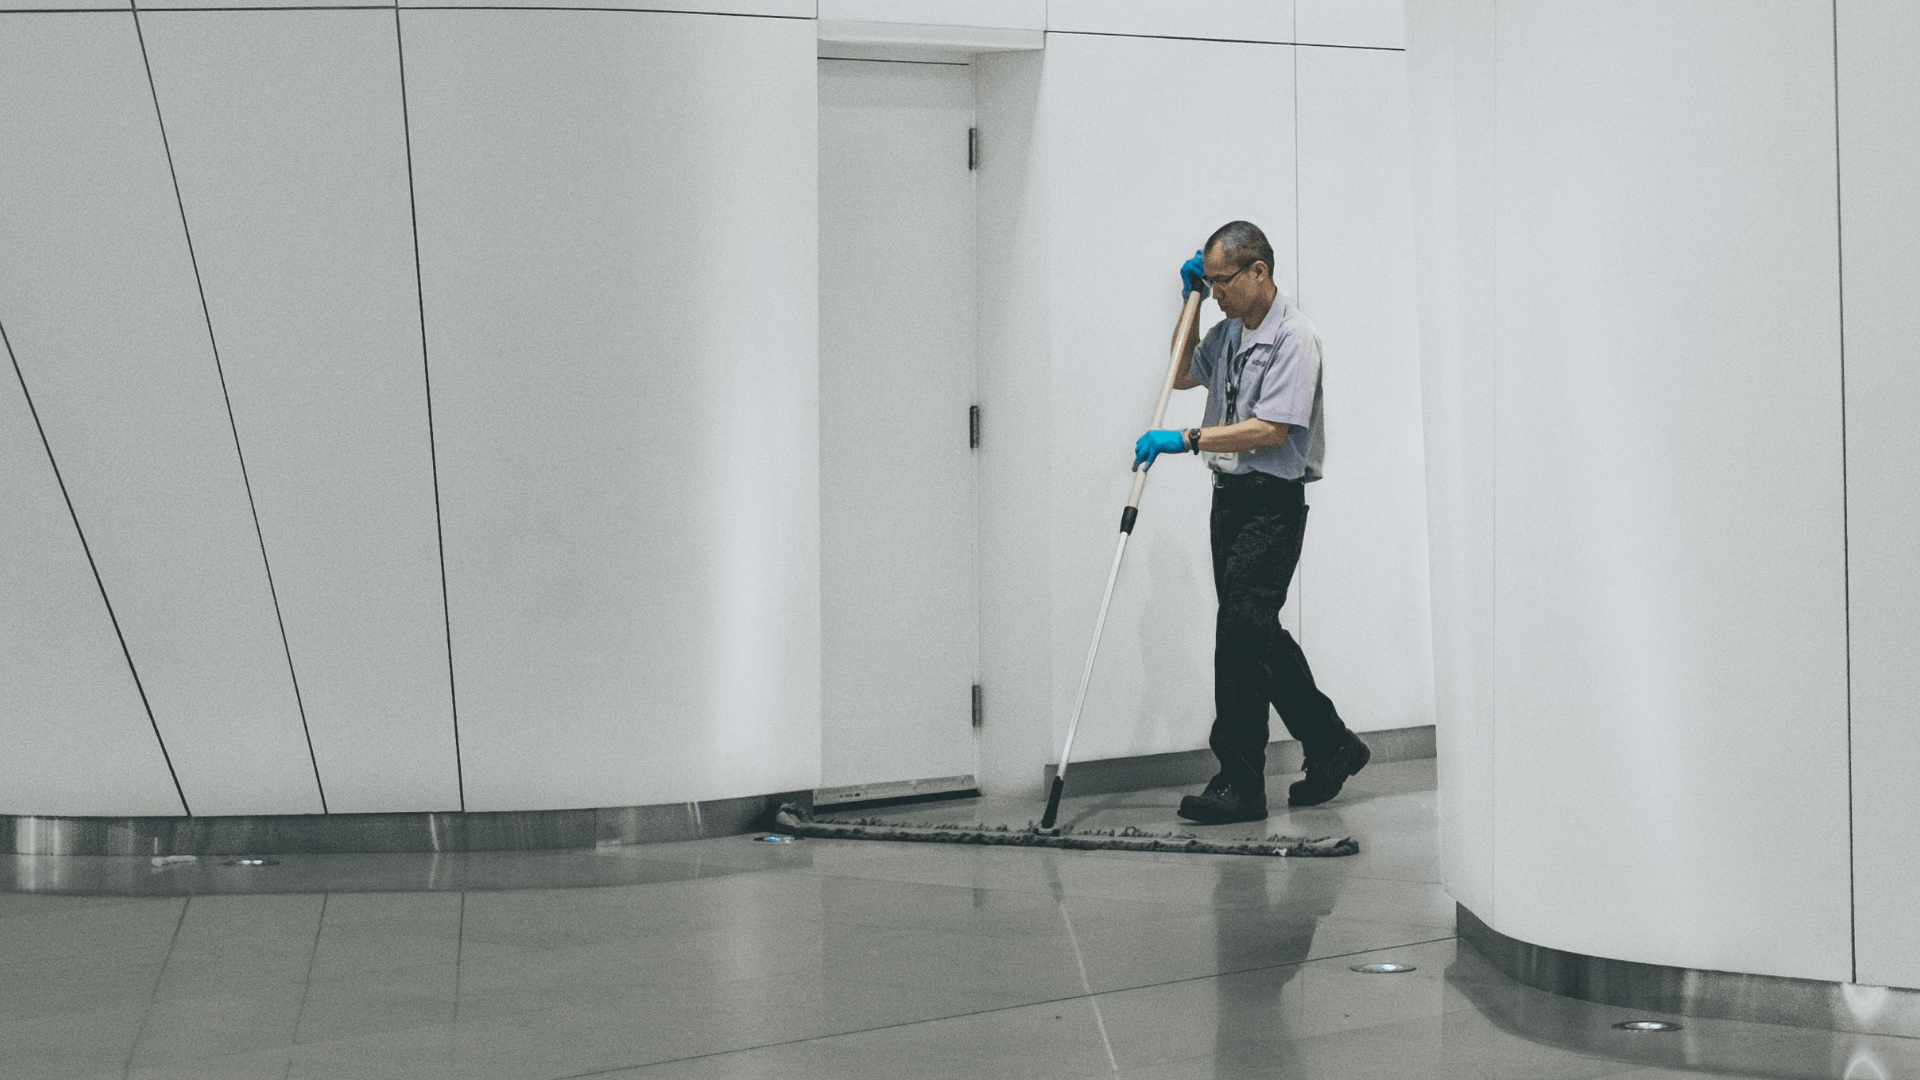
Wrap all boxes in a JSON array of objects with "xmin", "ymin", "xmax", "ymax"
[
  {"xmin": 274, "ymin": 944, "xmax": 491, "ymax": 983},
  {"xmin": 1089, "ymin": 934, "xmax": 1461, "ymax": 998},
  {"xmin": 728, "ymin": 861, "xmax": 1247, "ymax": 904},
  {"xmin": 1333, "ymin": 870, "xmax": 1447, "ymax": 886},
  {"xmin": 93, "ymin": 1023, "xmax": 448, "ymax": 1078},
  {"xmin": 0, "ymin": 906, "xmax": 191, "ymax": 936},
  {"xmin": 0, "ymin": 946, "xmax": 176, "ymax": 972},
  {"xmin": 299, "ymin": 919, "xmax": 1461, "ymax": 990},
  {"xmin": 0, "ymin": 945, "xmax": 183, "ymax": 974},
  {"xmin": 0, "ymin": 889, "xmax": 185, "ymax": 903},
  {"xmin": 745, "ymin": 861, "xmax": 1424, "ymax": 910},
  {"xmin": 532, "ymin": 934, "xmax": 1464, "ymax": 1080},
  {"xmin": 788, "ymin": 890, "xmax": 1456, "ymax": 935},
  {"xmin": 125, "ymin": 1004, "xmax": 471, "ymax": 1061}
]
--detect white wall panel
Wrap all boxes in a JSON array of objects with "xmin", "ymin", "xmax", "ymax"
[
  {"xmin": 0, "ymin": 354, "xmax": 182, "ymax": 817},
  {"xmin": 1295, "ymin": 0, "xmax": 1404, "ymax": 49},
  {"xmin": 1046, "ymin": 0, "xmax": 1291, "ymax": 43},
  {"xmin": 1838, "ymin": 0, "xmax": 1920, "ymax": 991},
  {"xmin": 1489, "ymin": 0, "xmax": 1848, "ymax": 982},
  {"xmin": 974, "ymin": 50, "xmax": 1054, "ymax": 797},
  {"xmin": 404, "ymin": 10, "xmax": 819, "ymax": 811},
  {"xmin": 1042, "ymin": 32, "xmax": 1295, "ymax": 766},
  {"xmin": 1406, "ymin": 0, "xmax": 1498, "ymax": 923},
  {"xmin": 1296, "ymin": 46, "xmax": 1432, "ymax": 737},
  {"xmin": 140, "ymin": 11, "xmax": 460, "ymax": 815},
  {"xmin": 0, "ymin": 14, "xmax": 321, "ymax": 817}
]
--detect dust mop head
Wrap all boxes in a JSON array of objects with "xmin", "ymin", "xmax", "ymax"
[{"xmin": 774, "ymin": 805, "xmax": 1357, "ymax": 857}]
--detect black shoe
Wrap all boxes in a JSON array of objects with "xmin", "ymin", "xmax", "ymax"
[
  {"xmin": 1288, "ymin": 734, "xmax": 1371, "ymax": 807},
  {"xmin": 1177, "ymin": 779, "xmax": 1268, "ymax": 825}
]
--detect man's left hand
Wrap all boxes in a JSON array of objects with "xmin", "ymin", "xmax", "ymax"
[{"xmin": 1134, "ymin": 429, "xmax": 1189, "ymax": 471}]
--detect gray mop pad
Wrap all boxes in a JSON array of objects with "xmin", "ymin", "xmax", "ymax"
[{"xmin": 774, "ymin": 805, "xmax": 1358, "ymax": 857}]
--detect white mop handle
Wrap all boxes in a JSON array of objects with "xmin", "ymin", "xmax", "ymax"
[
  {"xmin": 1057, "ymin": 530, "xmax": 1131, "ymax": 777},
  {"xmin": 1056, "ymin": 289, "xmax": 1204, "ymax": 778}
]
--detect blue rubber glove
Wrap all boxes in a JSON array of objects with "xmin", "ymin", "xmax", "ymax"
[
  {"xmin": 1180, "ymin": 250, "xmax": 1209, "ymax": 299},
  {"xmin": 1134, "ymin": 428, "xmax": 1189, "ymax": 471}
]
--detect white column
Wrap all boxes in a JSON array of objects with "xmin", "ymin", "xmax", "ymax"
[{"xmin": 1411, "ymin": 0, "xmax": 1854, "ymax": 983}]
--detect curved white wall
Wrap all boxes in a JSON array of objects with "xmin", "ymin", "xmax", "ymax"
[
  {"xmin": 1413, "ymin": 0, "xmax": 1920, "ymax": 989},
  {"xmin": 0, "ymin": 6, "xmax": 818, "ymax": 816}
]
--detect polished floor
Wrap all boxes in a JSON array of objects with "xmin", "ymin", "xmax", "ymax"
[{"xmin": 3, "ymin": 759, "xmax": 1907, "ymax": 1079}]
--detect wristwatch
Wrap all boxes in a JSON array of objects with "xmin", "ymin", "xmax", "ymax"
[{"xmin": 1187, "ymin": 428, "xmax": 1203, "ymax": 453}]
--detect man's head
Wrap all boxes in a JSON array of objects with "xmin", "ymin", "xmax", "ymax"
[{"xmin": 1202, "ymin": 220, "xmax": 1278, "ymax": 325}]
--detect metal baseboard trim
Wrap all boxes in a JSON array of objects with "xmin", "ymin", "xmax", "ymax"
[
  {"xmin": 1043, "ymin": 723, "xmax": 1435, "ymax": 798},
  {"xmin": 814, "ymin": 774, "xmax": 976, "ymax": 808},
  {"xmin": 4, "ymin": 789, "xmax": 814, "ymax": 857},
  {"xmin": 1457, "ymin": 902, "xmax": 1920, "ymax": 1037}
]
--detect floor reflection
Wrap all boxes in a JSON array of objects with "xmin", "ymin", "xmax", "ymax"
[
  {"xmin": 1208, "ymin": 858, "xmax": 1338, "ymax": 1078},
  {"xmin": 5, "ymin": 760, "xmax": 1906, "ymax": 1080},
  {"xmin": 5, "ymin": 847, "xmax": 747, "ymax": 896},
  {"xmin": 1446, "ymin": 941, "xmax": 1920, "ymax": 1080}
]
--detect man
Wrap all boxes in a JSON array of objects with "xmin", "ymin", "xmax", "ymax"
[{"xmin": 1133, "ymin": 220, "xmax": 1370, "ymax": 824}]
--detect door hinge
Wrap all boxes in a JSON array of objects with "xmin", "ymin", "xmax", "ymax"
[
  {"xmin": 968, "ymin": 127, "xmax": 978, "ymax": 170},
  {"xmin": 972, "ymin": 683, "xmax": 983, "ymax": 727},
  {"xmin": 969, "ymin": 404, "xmax": 980, "ymax": 449}
]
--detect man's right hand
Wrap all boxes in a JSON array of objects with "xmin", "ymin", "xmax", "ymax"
[{"xmin": 1180, "ymin": 250, "xmax": 1209, "ymax": 299}]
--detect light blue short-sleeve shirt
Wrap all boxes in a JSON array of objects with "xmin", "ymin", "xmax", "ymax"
[{"xmin": 1189, "ymin": 297, "xmax": 1326, "ymax": 481}]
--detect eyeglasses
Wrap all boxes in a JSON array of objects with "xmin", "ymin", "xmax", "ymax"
[{"xmin": 1202, "ymin": 263, "xmax": 1256, "ymax": 290}]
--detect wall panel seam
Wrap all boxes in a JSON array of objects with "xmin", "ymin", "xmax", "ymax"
[
  {"xmin": 1047, "ymin": 29, "xmax": 1403, "ymax": 52},
  {"xmin": 383, "ymin": 5, "xmax": 812, "ymax": 14},
  {"xmin": 1829, "ymin": 0, "xmax": 1855, "ymax": 986},
  {"xmin": 131, "ymin": 4, "xmax": 330, "ymax": 813},
  {"xmin": 393, "ymin": 6, "xmax": 466, "ymax": 812},
  {"xmin": 58, "ymin": 5, "xmax": 819, "ymax": 12},
  {"xmin": 1, "ymin": 321, "xmax": 192, "ymax": 815},
  {"xmin": 1488, "ymin": 0, "xmax": 1499, "ymax": 927}
]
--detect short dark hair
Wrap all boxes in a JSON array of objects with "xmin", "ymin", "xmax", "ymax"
[{"xmin": 1204, "ymin": 220, "xmax": 1274, "ymax": 277}]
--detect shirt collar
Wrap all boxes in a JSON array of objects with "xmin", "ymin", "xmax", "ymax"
[{"xmin": 1234, "ymin": 296, "xmax": 1289, "ymax": 356}]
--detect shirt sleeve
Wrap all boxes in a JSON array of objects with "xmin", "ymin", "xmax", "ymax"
[
  {"xmin": 1244, "ymin": 322, "xmax": 1318, "ymax": 428},
  {"xmin": 1189, "ymin": 319, "xmax": 1231, "ymax": 386}
]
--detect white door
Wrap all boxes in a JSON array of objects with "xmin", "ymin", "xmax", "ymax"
[{"xmin": 818, "ymin": 57, "xmax": 978, "ymax": 795}]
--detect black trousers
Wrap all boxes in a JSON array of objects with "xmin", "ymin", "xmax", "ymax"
[{"xmin": 1208, "ymin": 473, "xmax": 1351, "ymax": 798}]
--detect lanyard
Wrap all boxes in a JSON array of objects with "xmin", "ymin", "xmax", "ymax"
[{"xmin": 1223, "ymin": 327, "xmax": 1253, "ymax": 425}]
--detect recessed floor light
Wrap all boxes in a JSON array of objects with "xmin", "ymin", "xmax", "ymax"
[
  {"xmin": 222, "ymin": 858, "xmax": 279, "ymax": 867},
  {"xmin": 1613, "ymin": 1020, "xmax": 1682, "ymax": 1032},
  {"xmin": 1350, "ymin": 963, "xmax": 1416, "ymax": 974}
]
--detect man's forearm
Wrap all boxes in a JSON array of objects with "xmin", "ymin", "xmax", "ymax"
[{"xmin": 1193, "ymin": 418, "xmax": 1290, "ymax": 453}]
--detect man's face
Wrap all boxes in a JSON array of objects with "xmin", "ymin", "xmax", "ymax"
[{"xmin": 1202, "ymin": 244, "xmax": 1261, "ymax": 322}]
